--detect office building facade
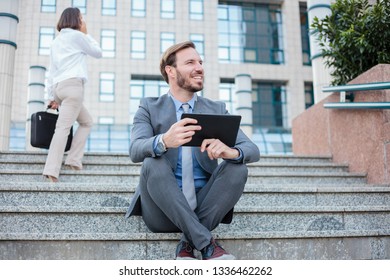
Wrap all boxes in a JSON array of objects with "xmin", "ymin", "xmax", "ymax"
[{"xmin": 9, "ymin": 0, "xmax": 314, "ymax": 154}]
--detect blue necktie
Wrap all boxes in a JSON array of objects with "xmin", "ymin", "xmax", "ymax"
[{"xmin": 181, "ymin": 103, "xmax": 197, "ymax": 210}]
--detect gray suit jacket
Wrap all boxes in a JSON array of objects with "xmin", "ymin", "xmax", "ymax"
[{"xmin": 125, "ymin": 94, "xmax": 260, "ymax": 221}]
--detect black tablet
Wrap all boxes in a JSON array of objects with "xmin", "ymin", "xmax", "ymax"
[{"xmin": 181, "ymin": 113, "xmax": 241, "ymax": 147}]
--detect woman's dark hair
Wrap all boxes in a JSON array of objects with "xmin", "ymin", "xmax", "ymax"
[{"xmin": 56, "ymin": 7, "xmax": 82, "ymax": 32}]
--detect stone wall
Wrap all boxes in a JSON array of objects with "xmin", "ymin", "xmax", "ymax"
[{"xmin": 292, "ymin": 64, "xmax": 390, "ymax": 184}]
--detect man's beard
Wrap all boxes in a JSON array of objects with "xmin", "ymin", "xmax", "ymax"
[{"xmin": 176, "ymin": 70, "xmax": 203, "ymax": 93}]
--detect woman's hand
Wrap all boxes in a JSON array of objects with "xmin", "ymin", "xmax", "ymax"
[
  {"xmin": 48, "ymin": 100, "xmax": 59, "ymax": 110},
  {"xmin": 80, "ymin": 19, "xmax": 87, "ymax": 34}
]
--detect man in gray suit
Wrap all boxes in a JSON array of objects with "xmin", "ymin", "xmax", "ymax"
[{"xmin": 126, "ymin": 41, "xmax": 260, "ymax": 260}]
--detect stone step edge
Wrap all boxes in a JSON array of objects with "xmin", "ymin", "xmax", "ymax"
[
  {"xmin": 2, "ymin": 205, "xmax": 390, "ymax": 214},
  {"xmin": 0, "ymin": 169, "xmax": 367, "ymax": 177},
  {"xmin": 0, "ymin": 159, "xmax": 347, "ymax": 168},
  {"xmin": 1, "ymin": 229, "xmax": 389, "ymax": 241},
  {"xmin": 1, "ymin": 183, "xmax": 389, "ymax": 193},
  {"xmin": 0, "ymin": 151, "xmax": 333, "ymax": 160}
]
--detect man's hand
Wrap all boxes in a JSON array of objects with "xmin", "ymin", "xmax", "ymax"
[
  {"xmin": 163, "ymin": 118, "xmax": 201, "ymax": 148},
  {"xmin": 200, "ymin": 138, "xmax": 239, "ymax": 160}
]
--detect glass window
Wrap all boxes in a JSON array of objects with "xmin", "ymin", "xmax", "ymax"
[
  {"xmin": 41, "ymin": 0, "xmax": 56, "ymax": 13},
  {"xmin": 101, "ymin": 30, "xmax": 116, "ymax": 58},
  {"xmin": 161, "ymin": 0, "xmax": 175, "ymax": 19},
  {"xmin": 300, "ymin": 3, "xmax": 311, "ymax": 66},
  {"xmin": 190, "ymin": 34, "xmax": 204, "ymax": 58},
  {"xmin": 129, "ymin": 78, "xmax": 169, "ymax": 123},
  {"xmin": 102, "ymin": 0, "xmax": 116, "ymax": 15},
  {"xmin": 219, "ymin": 81, "xmax": 236, "ymax": 114},
  {"xmin": 38, "ymin": 27, "xmax": 55, "ymax": 56},
  {"xmin": 131, "ymin": 31, "xmax": 146, "ymax": 59},
  {"xmin": 85, "ymin": 124, "xmax": 131, "ymax": 152},
  {"xmin": 98, "ymin": 117, "xmax": 115, "ymax": 124},
  {"xmin": 160, "ymin": 32, "xmax": 175, "ymax": 53},
  {"xmin": 132, "ymin": 0, "xmax": 146, "ymax": 17},
  {"xmin": 72, "ymin": 0, "xmax": 87, "ymax": 14},
  {"xmin": 304, "ymin": 82, "xmax": 314, "ymax": 109},
  {"xmin": 9, "ymin": 122, "xmax": 26, "ymax": 151},
  {"xmin": 190, "ymin": 0, "xmax": 204, "ymax": 20},
  {"xmin": 218, "ymin": 47, "xmax": 229, "ymax": 62},
  {"xmin": 217, "ymin": 2, "xmax": 284, "ymax": 64},
  {"xmin": 99, "ymin": 72, "xmax": 115, "ymax": 102},
  {"xmin": 252, "ymin": 82, "xmax": 287, "ymax": 129}
]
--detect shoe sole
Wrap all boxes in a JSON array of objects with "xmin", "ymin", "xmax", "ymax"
[
  {"xmin": 175, "ymin": 257, "xmax": 199, "ymax": 260},
  {"xmin": 203, "ymin": 254, "xmax": 236, "ymax": 260}
]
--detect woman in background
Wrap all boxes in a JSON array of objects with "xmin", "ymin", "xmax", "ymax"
[{"xmin": 43, "ymin": 7, "xmax": 102, "ymax": 182}]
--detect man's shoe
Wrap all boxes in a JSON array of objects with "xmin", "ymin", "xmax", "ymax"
[
  {"xmin": 175, "ymin": 241, "xmax": 197, "ymax": 260},
  {"xmin": 201, "ymin": 238, "xmax": 236, "ymax": 260}
]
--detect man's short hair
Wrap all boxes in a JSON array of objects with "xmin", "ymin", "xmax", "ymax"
[{"xmin": 160, "ymin": 41, "xmax": 196, "ymax": 84}]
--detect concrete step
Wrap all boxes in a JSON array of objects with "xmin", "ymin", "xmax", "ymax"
[
  {"xmin": 1, "ymin": 230, "xmax": 389, "ymax": 259},
  {"xmin": 1, "ymin": 151, "xmax": 389, "ymax": 260},
  {"xmin": 0, "ymin": 151, "xmax": 335, "ymax": 164},
  {"xmin": 1, "ymin": 182, "xmax": 389, "ymax": 208},
  {"xmin": 1, "ymin": 214, "xmax": 388, "ymax": 260},
  {"xmin": 240, "ymin": 184, "xmax": 390, "ymax": 207},
  {"xmin": 2, "ymin": 205, "xmax": 390, "ymax": 234},
  {"xmin": 0, "ymin": 169, "xmax": 367, "ymax": 184},
  {"xmin": 0, "ymin": 160, "xmax": 349, "ymax": 173}
]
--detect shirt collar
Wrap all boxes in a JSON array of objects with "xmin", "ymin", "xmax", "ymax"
[
  {"xmin": 168, "ymin": 92, "xmax": 197, "ymax": 112},
  {"xmin": 60, "ymin": 28, "xmax": 73, "ymax": 33}
]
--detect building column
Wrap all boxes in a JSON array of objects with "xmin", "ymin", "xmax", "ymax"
[
  {"xmin": 0, "ymin": 0, "xmax": 19, "ymax": 151},
  {"xmin": 235, "ymin": 74, "xmax": 253, "ymax": 138},
  {"xmin": 307, "ymin": 0, "xmax": 333, "ymax": 103},
  {"xmin": 26, "ymin": 66, "xmax": 46, "ymax": 151}
]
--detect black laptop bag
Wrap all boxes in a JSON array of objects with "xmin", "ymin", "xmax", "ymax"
[{"xmin": 30, "ymin": 110, "xmax": 73, "ymax": 151}]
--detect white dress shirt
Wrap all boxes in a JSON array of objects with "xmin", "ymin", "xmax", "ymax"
[{"xmin": 46, "ymin": 28, "xmax": 102, "ymax": 99}]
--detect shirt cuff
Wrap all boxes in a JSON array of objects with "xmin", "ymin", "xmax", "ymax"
[{"xmin": 226, "ymin": 147, "xmax": 244, "ymax": 163}]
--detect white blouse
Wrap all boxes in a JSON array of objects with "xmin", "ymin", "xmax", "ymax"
[{"xmin": 46, "ymin": 28, "xmax": 102, "ymax": 99}]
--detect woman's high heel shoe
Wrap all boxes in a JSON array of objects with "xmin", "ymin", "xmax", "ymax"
[
  {"xmin": 44, "ymin": 175, "xmax": 59, "ymax": 183},
  {"xmin": 65, "ymin": 165, "xmax": 81, "ymax": 171}
]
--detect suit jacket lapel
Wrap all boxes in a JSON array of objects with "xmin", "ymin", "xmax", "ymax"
[
  {"xmin": 161, "ymin": 94, "xmax": 179, "ymax": 169},
  {"xmin": 161, "ymin": 94, "xmax": 177, "ymax": 130},
  {"xmin": 193, "ymin": 96, "xmax": 203, "ymax": 114}
]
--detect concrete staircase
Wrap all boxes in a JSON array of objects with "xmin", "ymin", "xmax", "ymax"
[{"xmin": 0, "ymin": 151, "xmax": 389, "ymax": 260}]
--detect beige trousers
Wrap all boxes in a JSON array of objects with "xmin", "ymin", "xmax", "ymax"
[{"xmin": 43, "ymin": 78, "xmax": 93, "ymax": 179}]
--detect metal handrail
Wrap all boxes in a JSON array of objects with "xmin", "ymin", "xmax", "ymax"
[
  {"xmin": 322, "ymin": 81, "xmax": 390, "ymax": 93},
  {"xmin": 323, "ymin": 81, "xmax": 390, "ymax": 104},
  {"xmin": 324, "ymin": 102, "xmax": 390, "ymax": 109}
]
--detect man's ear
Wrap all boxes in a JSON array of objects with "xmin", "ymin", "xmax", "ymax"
[{"xmin": 165, "ymin": 65, "xmax": 175, "ymax": 80}]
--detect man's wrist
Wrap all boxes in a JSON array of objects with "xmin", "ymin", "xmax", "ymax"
[
  {"xmin": 161, "ymin": 134, "xmax": 167, "ymax": 149},
  {"xmin": 225, "ymin": 147, "xmax": 243, "ymax": 162},
  {"xmin": 155, "ymin": 134, "xmax": 167, "ymax": 155}
]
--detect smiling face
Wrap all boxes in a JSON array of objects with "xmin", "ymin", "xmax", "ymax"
[{"xmin": 169, "ymin": 47, "xmax": 204, "ymax": 94}]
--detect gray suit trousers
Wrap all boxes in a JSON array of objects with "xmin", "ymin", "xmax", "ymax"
[{"xmin": 138, "ymin": 156, "xmax": 248, "ymax": 250}]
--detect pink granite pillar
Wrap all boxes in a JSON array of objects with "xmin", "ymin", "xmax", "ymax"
[{"xmin": 292, "ymin": 64, "xmax": 390, "ymax": 184}]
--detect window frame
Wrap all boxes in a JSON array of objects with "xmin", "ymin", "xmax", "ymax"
[
  {"xmin": 99, "ymin": 72, "xmax": 115, "ymax": 102},
  {"xmin": 38, "ymin": 27, "xmax": 55, "ymax": 56},
  {"xmin": 102, "ymin": 0, "xmax": 116, "ymax": 16}
]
